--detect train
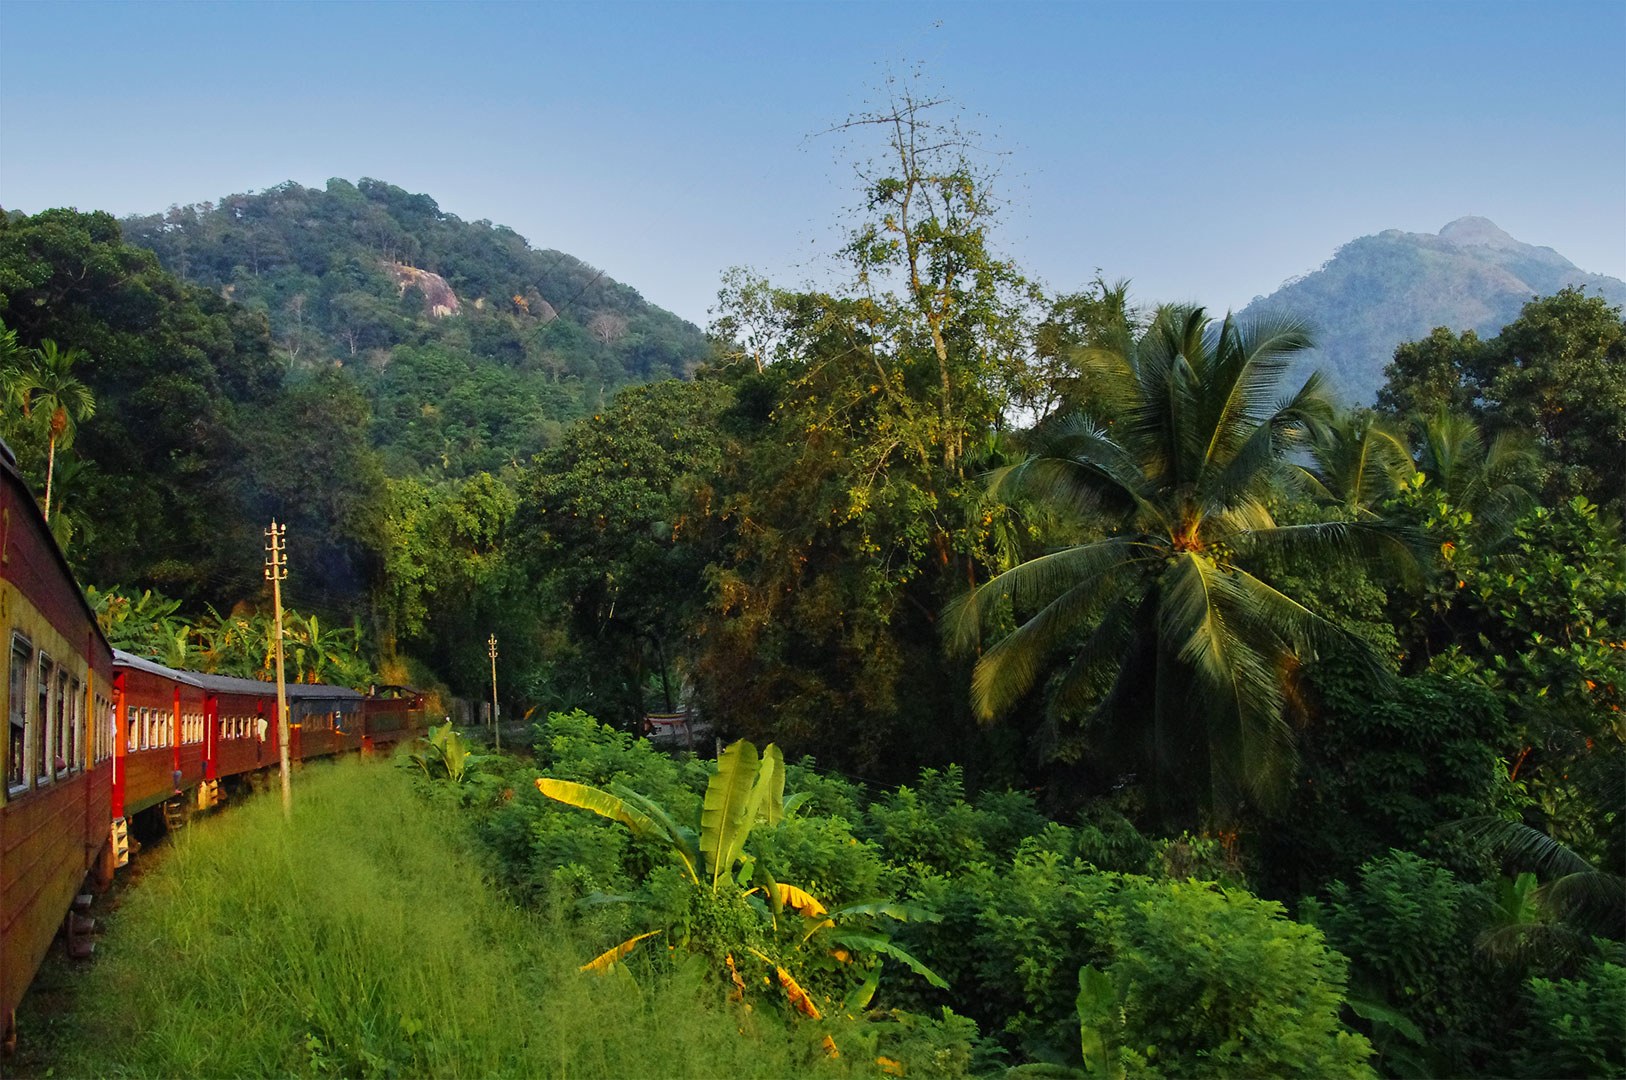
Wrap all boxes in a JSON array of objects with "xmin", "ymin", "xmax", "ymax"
[{"xmin": 0, "ymin": 437, "xmax": 425, "ymax": 1048}]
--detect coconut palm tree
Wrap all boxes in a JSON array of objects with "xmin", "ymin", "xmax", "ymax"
[
  {"xmin": 15, "ymin": 340, "xmax": 95, "ymax": 522},
  {"xmin": 950, "ymin": 305, "xmax": 1413, "ymax": 823},
  {"xmin": 1297, "ymin": 411, "xmax": 1412, "ymax": 519},
  {"xmin": 1411, "ymin": 410, "xmax": 1536, "ymax": 531}
]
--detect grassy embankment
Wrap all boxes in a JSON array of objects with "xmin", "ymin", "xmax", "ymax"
[{"xmin": 40, "ymin": 758, "xmax": 838, "ymax": 1078}]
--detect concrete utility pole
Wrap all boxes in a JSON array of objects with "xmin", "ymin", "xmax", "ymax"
[
  {"xmin": 488, "ymin": 633, "xmax": 500, "ymax": 752},
  {"xmin": 266, "ymin": 521, "xmax": 291, "ymax": 819}
]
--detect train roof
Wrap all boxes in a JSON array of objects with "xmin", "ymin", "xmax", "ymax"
[
  {"xmin": 112, "ymin": 650, "xmax": 366, "ymax": 699},
  {"xmin": 112, "ymin": 649, "xmax": 208, "ymax": 687},
  {"xmin": 189, "ymin": 670, "xmax": 288, "ymax": 696},
  {"xmin": 287, "ymin": 682, "xmax": 365, "ymax": 701},
  {"xmin": 3, "ymin": 437, "xmax": 115, "ymax": 661}
]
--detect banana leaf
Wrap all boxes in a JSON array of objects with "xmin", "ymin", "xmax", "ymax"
[
  {"xmin": 843, "ymin": 967, "xmax": 882, "ymax": 1012},
  {"xmin": 610, "ymin": 782, "xmax": 701, "ymax": 882},
  {"xmin": 702, "ymin": 740, "xmax": 761, "ymax": 888},
  {"xmin": 580, "ymin": 930, "xmax": 662, "ymax": 973},
  {"xmin": 828, "ymin": 932, "xmax": 949, "ymax": 989},
  {"xmin": 831, "ymin": 900, "xmax": 942, "ymax": 924},
  {"xmin": 535, "ymin": 778, "xmax": 668, "ymax": 846},
  {"xmin": 748, "ymin": 744, "xmax": 786, "ymax": 827}
]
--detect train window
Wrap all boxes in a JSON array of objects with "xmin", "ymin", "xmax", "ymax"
[
  {"xmin": 7, "ymin": 637, "xmax": 29, "ymax": 793},
  {"xmin": 142, "ymin": 708, "xmax": 152, "ymax": 751},
  {"xmin": 36, "ymin": 655, "xmax": 52, "ymax": 785},
  {"xmin": 67, "ymin": 677, "xmax": 81, "ymax": 772},
  {"xmin": 99, "ymin": 696, "xmax": 112, "ymax": 764},
  {"xmin": 52, "ymin": 670, "xmax": 68, "ymax": 777}
]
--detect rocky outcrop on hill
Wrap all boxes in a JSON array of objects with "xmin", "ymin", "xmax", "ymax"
[{"xmin": 385, "ymin": 262, "xmax": 460, "ymax": 318}]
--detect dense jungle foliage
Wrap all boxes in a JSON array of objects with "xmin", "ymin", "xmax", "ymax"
[
  {"xmin": 405, "ymin": 711, "xmax": 1621, "ymax": 1078},
  {"xmin": 2, "ymin": 81, "xmax": 1622, "ymax": 1077}
]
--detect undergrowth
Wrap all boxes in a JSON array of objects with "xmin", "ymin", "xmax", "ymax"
[{"xmin": 48, "ymin": 758, "xmax": 842, "ymax": 1078}]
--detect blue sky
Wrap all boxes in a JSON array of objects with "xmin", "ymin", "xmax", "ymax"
[{"xmin": 2, "ymin": 1, "xmax": 1622, "ymax": 327}]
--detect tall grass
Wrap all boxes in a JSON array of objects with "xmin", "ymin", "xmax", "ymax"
[{"xmin": 55, "ymin": 759, "xmax": 843, "ymax": 1078}]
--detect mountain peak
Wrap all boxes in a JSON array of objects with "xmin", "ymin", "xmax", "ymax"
[
  {"xmin": 1438, "ymin": 216, "xmax": 1519, "ymax": 250},
  {"xmin": 1239, "ymin": 217, "xmax": 1625, "ymax": 403}
]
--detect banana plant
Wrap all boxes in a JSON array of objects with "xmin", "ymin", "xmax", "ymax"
[
  {"xmin": 536, "ymin": 738, "xmax": 785, "ymax": 893},
  {"xmin": 534, "ymin": 738, "xmax": 945, "ymax": 1013},
  {"xmin": 409, "ymin": 721, "xmax": 473, "ymax": 783}
]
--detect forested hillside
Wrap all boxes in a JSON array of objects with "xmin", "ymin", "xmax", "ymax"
[
  {"xmin": 1240, "ymin": 216, "xmax": 1626, "ymax": 402},
  {"xmin": 121, "ymin": 178, "xmax": 709, "ymax": 479}
]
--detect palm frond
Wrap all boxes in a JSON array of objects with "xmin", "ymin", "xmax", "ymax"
[
  {"xmin": 1197, "ymin": 312, "xmax": 1316, "ymax": 473},
  {"xmin": 1538, "ymin": 871, "xmax": 1626, "ymax": 934},
  {"xmin": 946, "ymin": 538, "xmax": 1147, "ymax": 654},
  {"xmin": 1239, "ymin": 521, "xmax": 1423, "ymax": 588},
  {"xmin": 1159, "ymin": 555, "xmax": 1296, "ymax": 811},
  {"xmin": 1456, "ymin": 816, "xmax": 1600, "ymax": 879},
  {"xmin": 1047, "ymin": 594, "xmax": 1141, "ymax": 717},
  {"xmin": 966, "ymin": 547, "xmax": 1150, "ymax": 719}
]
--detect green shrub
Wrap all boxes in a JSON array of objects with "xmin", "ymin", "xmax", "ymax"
[
  {"xmin": 752, "ymin": 812, "xmax": 888, "ymax": 907},
  {"xmin": 1309, "ymin": 850, "xmax": 1513, "ymax": 1076},
  {"xmin": 1254, "ymin": 662, "xmax": 1512, "ymax": 899},
  {"xmin": 786, "ymin": 756, "xmax": 869, "ymax": 821},
  {"xmin": 860, "ymin": 766, "xmax": 1050, "ymax": 879},
  {"xmin": 1510, "ymin": 958, "xmax": 1626, "ymax": 1079},
  {"xmin": 863, "ymin": 766, "xmax": 993, "ymax": 875},
  {"xmin": 532, "ymin": 709, "xmax": 708, "ymax": 814},
  {"xmin": 1100, "ymin": 879, "xmax": 1373, "ymax": 1078},
  {"xmin": 903, "ymin": 853, "xmax": 1370, "ymax": 1075}
]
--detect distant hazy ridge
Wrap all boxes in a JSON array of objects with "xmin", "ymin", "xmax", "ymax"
[{"xmin": 1238, "ymin": 216, "xmax": 1626, "ymax": 403}]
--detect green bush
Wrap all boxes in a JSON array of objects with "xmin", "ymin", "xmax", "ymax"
[
  {"xmin": 1510, "ymin": 958, "xmax": 1626, "ymax": 1079},
  {"xmin": 751, "ymin": 812, "xmax": 889, "ymax": 907},
  {"xmin": 786, "ymin": 756, "xmax": 869, "ymax": 821},
  {"xmin": 1100, "ymin": 879, "xmax": 1373, "ymax": 1078},
  {"xmin": 1309, "ymin": 850, "xmax": 1512, "ymax": 1076},
  {"xmin": 861, "ymin": 765, "xmax": 1049, "ymax": 878},
  {"xmin": 903, "ymin": 853, "xmax": 1371, "ymax": 1075}
]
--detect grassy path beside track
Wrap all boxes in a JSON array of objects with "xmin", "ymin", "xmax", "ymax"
[{"xmin": 19, "ymin": 758, "xmax": 829, "ymax": 1078}]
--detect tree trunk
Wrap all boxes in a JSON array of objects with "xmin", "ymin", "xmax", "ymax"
[{"xmin": 43, "ymin": 433, "xmax": 56, "ymax": 523}]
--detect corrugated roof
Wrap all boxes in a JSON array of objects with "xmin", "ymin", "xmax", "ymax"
[
  {"xmin": 287, "ymin": 682, "xmax": 364, "ymax": 701},
  {"xmin": 111, "ymin": 649, "xmax": 207, "ymax": 687},
  {"xmin": 112, "ymin": 651, "xmax": 365, "ymax": 699},
  {"xmin": 188, "ymin": 670, "xmax": 284, "ymax": 696}
]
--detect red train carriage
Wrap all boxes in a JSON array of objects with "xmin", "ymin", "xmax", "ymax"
[
  {"xmin": 3, "ymin": 428, "xmax": 427, "ymax": 1042},
  {"xmin": 109, "ymin": 657, "xmax": 426, "ymax": 824},
  {"xmin": 1, "ymin": 441, "xmax": 116, "ymax": 1045}
]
